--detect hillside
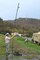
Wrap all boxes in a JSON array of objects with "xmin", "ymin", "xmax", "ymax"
[
  {"xmin": 0, "ymin": 18, "xmax": 40, "ymax": 35},
  {"xmin": 8, "ymin": 18, "xmax": 40, "ymax": 32}
]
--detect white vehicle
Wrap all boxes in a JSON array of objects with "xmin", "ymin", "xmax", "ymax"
[{"xmin": 32, "ymin": 32, "xmax": 40, "ymax": 44}]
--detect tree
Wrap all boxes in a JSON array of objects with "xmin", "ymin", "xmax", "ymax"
[{"xmin": 0, "ymin": 17, "xmax": 3, "ymax": 21}]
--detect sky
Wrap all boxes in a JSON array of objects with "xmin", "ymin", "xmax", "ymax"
[{"xmin": 0, "ymin": 0, "xmax": 40, "ymax": 20}]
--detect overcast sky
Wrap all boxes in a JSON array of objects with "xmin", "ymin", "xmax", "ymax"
[{"xmin": 0, "ymin": 0, "xmax": 40, "ymax": 20}]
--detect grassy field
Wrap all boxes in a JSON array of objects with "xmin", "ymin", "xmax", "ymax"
[
  {"xmin": 14, "ymin": 37, "xmax": 40, "ymax": 54},
  {"xmin": 0, "ymin": 34, "xmax": 5, "ymax": 56},
  {"xmin": 0, "ymin": 34, "xmax": 40, "ymax": 57}
]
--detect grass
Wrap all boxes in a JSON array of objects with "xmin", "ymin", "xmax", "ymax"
[
  {"xmin": 0, "ymin": 34, "xmax": 6, "ymax": 56},
  {"xmin": 0, "ymin": 34, "xmax": 40, "ymax": 57},
  {"xmin": 14, "ymin": 37, "xmax": 40, "ymax": 54}
]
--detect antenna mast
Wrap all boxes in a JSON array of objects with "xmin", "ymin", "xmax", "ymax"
[{"xmin": 15, "ymin": 3, "xmax": 19, "ymax": 20}]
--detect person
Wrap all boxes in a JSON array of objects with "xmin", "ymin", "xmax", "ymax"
[
  {"xmin": 5, "ymin": 33, "xmax": 15, "ymax": 54},
  {"xmin": 25, "ymin": 37, "xmax": 28, "ymax": 43}
]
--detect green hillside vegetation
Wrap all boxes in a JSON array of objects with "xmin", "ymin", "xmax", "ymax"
[{"xmin": 0, "ymin": 18, "xmax": 40, "ymax": 37}]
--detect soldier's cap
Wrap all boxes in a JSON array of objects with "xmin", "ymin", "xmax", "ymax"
[{"xmin": 6, "ymin": 33, "xmax": 9, "ymax": 36}]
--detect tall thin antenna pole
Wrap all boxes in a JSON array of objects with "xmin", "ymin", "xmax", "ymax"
[{"xmin": 15, "ymin": 3, "xmax": 19, "ymax": 20}]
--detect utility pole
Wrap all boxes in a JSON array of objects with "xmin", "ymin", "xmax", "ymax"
[
  {"xmin": 14, "ymin": 3, "xmax": 20, "ymax": 29},
  {"xmin": 15, "ymin": 3, "xmax": 19, "ymax": 20}
]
